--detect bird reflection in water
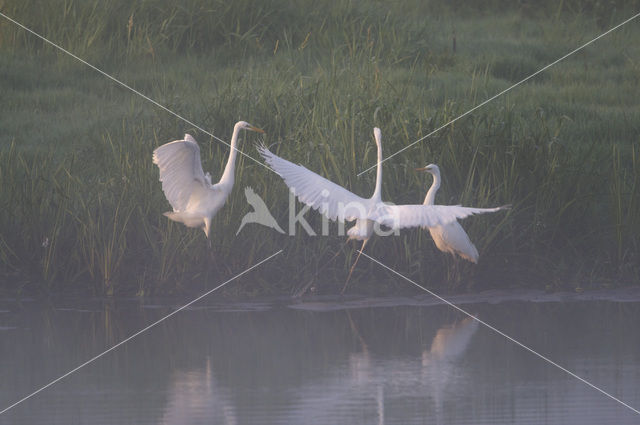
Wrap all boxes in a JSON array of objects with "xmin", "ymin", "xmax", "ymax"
[
  {"xmin": 422, "ymin": 316, "xmax": 479, "ymax": 425},
  {"xmin": 348, "ymin": 313, "xmax": 478, "ymax": 425},
  {"xmin": 160, "ymin": 356, "xmax": 237, "ymax": 425},
  {"xmin": 157, "ymin": 313, "xmax": 478, "ymax": 425}
]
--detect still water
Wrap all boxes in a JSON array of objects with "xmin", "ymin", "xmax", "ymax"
[{"xmin": 1, "ymin": 290, "xmax": 639, "ymax": 424}]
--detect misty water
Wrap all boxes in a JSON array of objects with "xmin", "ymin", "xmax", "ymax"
[{"xmin": 1, "ymin": 289, "xmax": 640, "ymax": 424}]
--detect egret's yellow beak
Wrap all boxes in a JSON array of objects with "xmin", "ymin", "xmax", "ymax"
[
  {"xmin": 249, "ymin": 126, "xmax": 265, "ymax": 134},
  {"xmin": 414, "ymin": 166, "xmax": 428, "ymax": 172}
]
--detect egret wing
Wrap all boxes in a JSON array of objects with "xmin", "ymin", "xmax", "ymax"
[
  {"xmin": 258, "ymin": 145, "xmax": 368, "ymax": 222},
  {"xmin": 371, "ymin": 204, "xmax": 509, "ymax": 229},
  {"xmin": 153, "ymin": 134, "xmax": 207, "ymax": 211}
]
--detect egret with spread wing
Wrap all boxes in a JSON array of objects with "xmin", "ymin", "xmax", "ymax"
[
  {"xmin": 370, "ymin": 165, "xmax": 509, "ymax": 262},
  {"xmin": 259, "ymin": 128, "xmax": 385, "ymax": 291},
  {"xmin": 259, "ymin": 128, "xmax": 506, "ymax": 292},
  {"xmin": 153, "ymin": 121, "xmax": 264, "ymax": 242}
]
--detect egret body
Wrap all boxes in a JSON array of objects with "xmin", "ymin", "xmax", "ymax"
[
  {"xmin": 153, "ymin": 121, "xmax": 264, "ymax": 240},
  {"xmin": 259, "ymin": 128, "xmax": 506, "ymax": 291},
  {"xmin": 417, "ymin": 164, "xmax": 479, "ymax": 263}
]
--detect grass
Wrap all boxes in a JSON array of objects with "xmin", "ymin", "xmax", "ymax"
[{"xmin": 0, "ymin": 0, "xmax": 639, "ymax": 295}]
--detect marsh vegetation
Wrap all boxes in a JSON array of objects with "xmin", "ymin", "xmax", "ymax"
[{"xmin": 0, "ymin": 0, "xmax": 638, "ymax": 295}]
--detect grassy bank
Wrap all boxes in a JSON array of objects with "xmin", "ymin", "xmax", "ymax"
[{"xmin": 0, "ymin": 0, "xmax": 639, "ymax": 295}]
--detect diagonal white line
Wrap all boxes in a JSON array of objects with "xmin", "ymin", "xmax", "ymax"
[
  {"xmin": 358, "ymin": 250, "xmax": 640, "ymax": 416},
  {"xmin": 0, "ymin": 11, "xmax": 272, "ymax": 172},
  {"xmin": 358, "ymin": 11, "xmax": 640, "ymax": 176},
  {"xmin": 0, "ymin": 249, "xmax": 282, "ymax": 416}
]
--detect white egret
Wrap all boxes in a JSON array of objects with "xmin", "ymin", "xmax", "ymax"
[
  {"xmin": 258, "ymin": 127, "xmax": 506, "ymax": 291},
  {"xmin": 368, "ymin": 165, "xmax": 509, "ymax": 245},
  {"xmin": 152, "ymin": 121, "xmax": 264, "ymax": 242},
  {"xmin": 410, "ymin": 164, "xmax": 511, "ymax": 262},
  {"xmin": 414, "ymin": 164, "xmax": 480, "ymax": 262},
  {"xmin": 260, "ymin": 128, "xmax": 385, "ymax": 291}
]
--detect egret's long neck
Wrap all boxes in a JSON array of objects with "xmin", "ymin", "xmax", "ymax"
[
  {"xmin": 371, "ymin": 132, "xmax": 383, "ymax": 202},
  {"xmin": 219, "ymin": 124, "xmax": 241, "ymax": 187},
  {"xmin": 423, "ymin": 172, "xmax": 440, "ymax": 205}
]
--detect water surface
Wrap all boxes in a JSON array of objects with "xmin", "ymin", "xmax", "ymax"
[{"xmin": 1, "ymin": 290, "xmax": 639, "ymax": 424}]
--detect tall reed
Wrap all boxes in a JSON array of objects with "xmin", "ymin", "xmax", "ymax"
[{"xmin": 1, "ymin": 0, "xmax": 638, "ymax": 294}]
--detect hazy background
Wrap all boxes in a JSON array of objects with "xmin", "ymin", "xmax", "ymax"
[{"xmin": 0, "ymin": 0, "xmax": 638, "ymax": 295}]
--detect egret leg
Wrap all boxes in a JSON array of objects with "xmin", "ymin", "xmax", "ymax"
[
  {"xmin": 207, "ymin": 238, "xmax": 218, "ymax": 271},
  {"xmin": 341, "ymin": 239, "xmax": 368, "ymax": 294},
  {"xmin": 447, "ymin": 254, "xmax": 462, "ymax": 286}
]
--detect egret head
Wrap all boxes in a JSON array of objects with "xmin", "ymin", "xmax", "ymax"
[
  {"xmin": 236, "ymin": 121, "xmax": 265, "ymax": 134},
  {"xmin": 373, "ymin": 127, "xmax": 382, "ymax": 142},
  {"xmin": 415, "ymin": 163, "xmax": 440, "ymax": 176}
]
